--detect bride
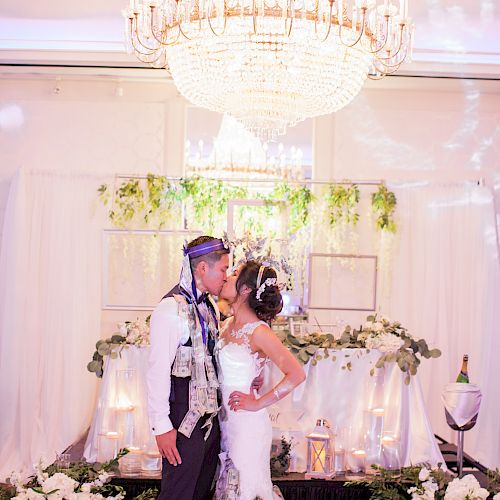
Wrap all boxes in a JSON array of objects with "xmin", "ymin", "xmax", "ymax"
[{"xmin": 215, "ymin": 261, "xmax": 305, "ymax": 500}]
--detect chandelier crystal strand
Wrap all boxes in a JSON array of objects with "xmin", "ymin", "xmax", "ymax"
[{"xmin": 124, "ymin": 0, "xmax": 413, "ymax": 139}]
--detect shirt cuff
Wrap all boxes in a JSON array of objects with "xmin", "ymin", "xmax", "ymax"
[{"xmin": 151, "ymin": 418, "xmax": 174, "ymax": 436}]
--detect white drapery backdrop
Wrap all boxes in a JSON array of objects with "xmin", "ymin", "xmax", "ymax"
[
  {"xmin": 384, "ymin": 183, "xmax": 500, "ymax": 469},
  {"xmin": 0, "ymin": 172, "xmax": 499, "ymax": 478},
  {"xmin": 0, "ymin": 168, "xmax": 106, "ymax": 480}
]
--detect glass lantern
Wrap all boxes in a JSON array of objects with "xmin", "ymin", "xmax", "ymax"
[{"xmin": 305, "ymin": 419, "xmax": 335, "ymax": 479}]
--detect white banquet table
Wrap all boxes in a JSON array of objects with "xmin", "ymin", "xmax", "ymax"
[{"xmin": 84, "ymin": 346, "xmax": 444, "ymax": 472}]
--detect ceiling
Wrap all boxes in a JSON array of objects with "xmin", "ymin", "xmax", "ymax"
[{"xmin": 0, "ymin": 0, "xmax": 499, "ymax": 78}]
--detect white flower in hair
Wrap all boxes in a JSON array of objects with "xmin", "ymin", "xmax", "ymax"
[{"xmin": 256, "ymin": 278, "xmax": 277, "ymax": 301}]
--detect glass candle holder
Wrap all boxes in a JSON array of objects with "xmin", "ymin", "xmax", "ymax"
[
  {"xmin": 349, "ymin": 449, "xmax": 367, "ymax": 474},
  {"xmin": 97, "ymin": 431, "xmax": 120, "ymax": 462},
  {"xmin": 381, "ymin": 432, "xmax": 401, "ymax": 478}
]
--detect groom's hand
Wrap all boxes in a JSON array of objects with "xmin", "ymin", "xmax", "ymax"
[
  {"xmin": 156, "ymin": 429, "xmax": 182, "ymax": 466},
  {"xmin": 251, "ymin": 374, "xmax": 264, "ymax": 392}
]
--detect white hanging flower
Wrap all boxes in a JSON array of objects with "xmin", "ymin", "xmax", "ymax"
[{"xmin": 418, "ymin": 467, "xmax": 431, "ymax": 481}]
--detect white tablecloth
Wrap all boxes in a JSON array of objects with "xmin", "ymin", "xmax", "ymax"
[
  {"xmin": 264, "ymin": 348, "xmax": 444, "ymax": 471},
  {"xmin": 84, "ymin": 346, "xmax": 444, "ymax": 470}
]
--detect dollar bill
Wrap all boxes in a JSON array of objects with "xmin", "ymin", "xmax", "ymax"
[
  {"xmin": 178, "ymin": 409, "xmax": 201, "ymax": 438},
  {"xmin": 206, "ymin": 387, "xmax": 219, "ymax": 413},
  {"xmin": 193, "ymin": 361, "xmax": 208, "ymax": 388},
  {"xmin": 171, "ymin": 345, "xmax": 192, "ymax": 377},
  {"xmin": 205, "ymin": 356, "xmax": 219, "ymax": 388}
]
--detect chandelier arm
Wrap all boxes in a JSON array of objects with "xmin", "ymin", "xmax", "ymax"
[
  {"xmin": 372, "ymin": 48, "xmax": 408, "ymax": 71},
  {"xmin": 207, "ymin": 0, "xmax": 228, "ymax": 36},
  {"xmin": 364, "ymin": 15, "xmax": 391, "ymax": 55},
  {"xmin": 376, "ymin": 24, "xmax": 407, "ymax": 61},
  {"xmin": 177, "ymin": 20, "xmax": 195, "ymax": 40},
  {"xmin": 148, "ymin": 12, "xmax": 181, "ymax": 46},
  {"xmin": 131, "ymin": 42, "xmax": 167, "ymax": 64},
  {"xmin": 369, "ymin": 62, "xmax": 402, "ymax": 77},
  {"xmin": 252, "ymin": 0, "xmax": 257, "ymax": 35},
  {"xmin": 338, "ymin": 7, "xmax": 367, "ymax": 48},
  {"xmin": 314, "ymin": 1, "xmax": 333, "ymax": 43},
  {"xmin": 128, "ymin": 17, "xmax": 161, "ymax": 54},
  {"xmin": 130, "ymin": 32, "xmax": 162, "ymax": 56},
  {"xmin": 131, "ymin": 14, "xmax": 167, "ymax": 52},
  {"xmin": 285, "ymin": 13, "xmax": 293, "ymax": 38}
]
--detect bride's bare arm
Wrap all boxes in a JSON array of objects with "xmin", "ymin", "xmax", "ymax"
[{"xmin": 228, "ymin": 325, "xmax": 305, "ymax": 412}]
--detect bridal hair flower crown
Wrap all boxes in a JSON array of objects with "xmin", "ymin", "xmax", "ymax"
[{"xmin": 256, "ymin": 278, "xmax": 278, "ymax": 302}]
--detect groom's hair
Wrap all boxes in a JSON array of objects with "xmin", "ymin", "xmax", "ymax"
[{"xmin": 187, "ymin": 235, "xmax": 229, "ymax": 271}]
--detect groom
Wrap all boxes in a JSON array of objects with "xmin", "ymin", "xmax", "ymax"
[{"xmin": 147, "ymin": 236, "xmax": 230, "ymax": 500}]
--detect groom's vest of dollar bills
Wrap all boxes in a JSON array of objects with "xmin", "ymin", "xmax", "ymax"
[{"xmin": 170, "ymin": 294, "xmax": 220, "ymax": 440}]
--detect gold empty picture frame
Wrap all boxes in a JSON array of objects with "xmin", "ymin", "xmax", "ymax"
[
  {"xmin": 102, "ymin": 229, "xmax": 201, "ymax": 310},
  {"xmin": 307, "ymin": 253, "xmax": 377, "ymax": 311}
]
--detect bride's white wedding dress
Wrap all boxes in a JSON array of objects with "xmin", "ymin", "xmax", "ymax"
[{"xmin": 215, "ymin": 319, "xmax": 283, "ymax": 500}]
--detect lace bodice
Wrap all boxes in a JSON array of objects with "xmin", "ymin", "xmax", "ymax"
[{"xmin": 216, "ymin": 319, "xmax": 267, "ymax": 390}]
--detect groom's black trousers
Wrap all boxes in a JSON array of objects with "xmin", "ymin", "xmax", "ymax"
[
  {"xmin": 158, "ymin": 382, "xmax": 220, "ymax": 500},
  {"xmin": 158, "ymin": 285, "xmax": 220, "ymax": 500}
]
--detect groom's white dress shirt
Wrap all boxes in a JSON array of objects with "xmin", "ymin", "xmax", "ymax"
[{"xmin": 147, "ymin": 296, "xmax": 190, "ymax": 436}]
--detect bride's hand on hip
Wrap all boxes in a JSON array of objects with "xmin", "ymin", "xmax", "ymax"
[{"xmin": 228, "ymin": 390, "xmax": 261, "ymax": 412}]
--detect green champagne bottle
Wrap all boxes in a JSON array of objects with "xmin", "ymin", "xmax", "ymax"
[{"xmin": 456, "ymin": 354, "xmax": 469, "ymax": 383}]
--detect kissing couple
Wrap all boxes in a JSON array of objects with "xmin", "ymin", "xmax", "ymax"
[{"xmin": 147, "ymin": 236, "xmax": 305, "ymax": 499}]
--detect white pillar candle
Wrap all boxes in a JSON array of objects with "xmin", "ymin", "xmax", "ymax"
[{"xmin": 350, "ymin": 449, "xmax": 366, "ymax": 473}]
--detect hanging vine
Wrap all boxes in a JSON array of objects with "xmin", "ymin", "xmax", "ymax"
[
  {"xmin": 325, "ymin": 184, "xmax": 360, "ymax": 227},
  {"xmin": 372, "ymin": 184, "xmax": 397, "ymax": 232},
  {"xmin": 179, "ymin": 176, "xmax": 248, "ymax": 232},
  {"xmin": 265, "ymin": 182, "xmax": 314, "ymax": 234}
]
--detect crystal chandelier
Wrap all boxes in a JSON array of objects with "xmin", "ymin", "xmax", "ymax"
[
  {"xmin": 125, "ymin": 0, "xmax": 413, "ymax": 140},
  {"xmin": 185, "ymin": 115, "xmax": 305, "ymax": 180}
]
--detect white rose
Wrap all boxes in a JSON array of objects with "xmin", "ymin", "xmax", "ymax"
[
  {"xmin": 80, "ymin": 483, "xmax": 92, "ymax": 493},
  {"xmin": 418, "ymin": 467, "xmax": 430, "ymax": 481},
  {"xmin": 377, "ymin": 333, "xmax": 405, "ymax": 353},
  {"xmin": 493, "ymin": 493, "xmax": 500, "ymax": 500},
  {"xmin": 373, "ymin": 322, "xmax": 384, "ymax": 332},
  {"xmin": 42, "ymin": 473, "xmax": 78, "ymax": 497},
  {"xmin": 97, "ymin": 472, "xmax": 110, "ymax": 483},
  {"xmin": 422, "ymin": 480, "xmax": 438, "ymax": 493},
  {"xmin": 363, "ymin": 321, "xmax": 373, "ymax": 330}
]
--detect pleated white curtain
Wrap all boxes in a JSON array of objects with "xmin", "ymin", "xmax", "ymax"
[
  {"xmin": 383, "ymin": 183, "xmax": 500, "ymax": 469},
  {"xmin": 0, "ymin": 168, "xmax": 106, "ymax": 480}
]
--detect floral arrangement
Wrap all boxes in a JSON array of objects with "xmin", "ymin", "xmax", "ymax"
[
  {"xmin": 270, "ymin": 437, "xmax": 292, "ymax": 477},
  {"xmin": 1, "ymin": 450, "xmax": 136, "ymax": 500},
  {"xmin": 87, "ymin": 318, "xmax": 150, "ymax": 378},
  {"xmin": 277, "ymin": 315, "xmax": 441, "ymax": 384},
  {"xmin": 346, "ymin": 465, "xmax": 500, "ymax": 500},
  {"xmin": 224, "ymin": 233, "xmax": 294, "ymax": 290}
]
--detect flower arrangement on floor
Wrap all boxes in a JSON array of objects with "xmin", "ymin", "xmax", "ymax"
[
  {"xmin": 1, "ymin": 450, "xmax": 157, "ymax": 500},
  {"xmin": 270, "ymin": 437, "xmax": 293, "ymax": 477},
  {"xmin": 87, "ymin": 318, "xmax": 150, "ymax": 378},
  {"xmin": 346, "ymin": 465, "xmax": 500, "ymax": 500},
  {"xmin": 277, "ymin": 315, "xmax": 441, "ymax": 384}
]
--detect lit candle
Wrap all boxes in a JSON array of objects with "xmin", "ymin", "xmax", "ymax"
[
  {"xmin": 381, "ymin": 434, "xmax": 401, "ymax": 474},
  {"xmin": 350, "ymin": 449, "xmax": 366, "ymax": 473}
]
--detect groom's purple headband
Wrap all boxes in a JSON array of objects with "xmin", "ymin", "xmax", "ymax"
[{"xmin": 183, "ymin": 238, "xmax": 228, "ymax": 259}]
